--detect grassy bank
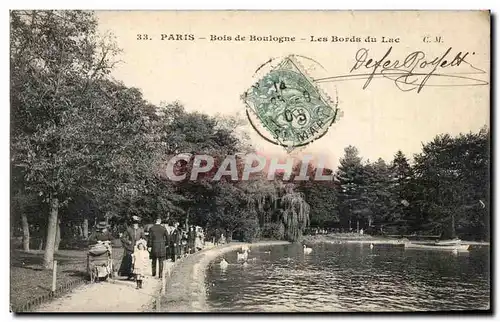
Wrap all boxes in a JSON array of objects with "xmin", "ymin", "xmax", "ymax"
[{"xmin": 10, "ymin": 246, "xmax": 124, "ymax": 311}]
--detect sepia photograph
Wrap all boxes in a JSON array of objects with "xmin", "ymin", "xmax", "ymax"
[{"xmin": 9, "ymin": 10, "xmax": 490, "ymax": 313}]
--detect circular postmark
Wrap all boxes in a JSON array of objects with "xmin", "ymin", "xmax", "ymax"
[{"xmin": 243, "ymin": 55, "xmax": 340, "ymax": 152}]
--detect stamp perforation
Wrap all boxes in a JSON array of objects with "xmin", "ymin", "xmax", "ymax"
[{"xmin": 242, "ymin": 55, "xmax": 342, "ymax": 152}]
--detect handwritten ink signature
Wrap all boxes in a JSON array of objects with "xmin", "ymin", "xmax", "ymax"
[{"xmin": 313, "ymin": 47, "xmax": 488, "ymax": 93}]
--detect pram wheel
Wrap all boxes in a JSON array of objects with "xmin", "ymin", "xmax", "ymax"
[{"xmin": 90, "ymin": 266, "xmax": 100, "ymax": 283}]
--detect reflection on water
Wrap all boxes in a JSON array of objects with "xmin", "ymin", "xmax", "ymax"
[{"xmin": 205, "ymin": 243, "xmax": 490, "ymax": 312}]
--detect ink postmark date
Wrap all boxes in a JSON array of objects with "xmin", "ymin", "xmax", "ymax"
[{"xmin": 243, "ymin": 55, "xmax": 340, "ymax": 152}]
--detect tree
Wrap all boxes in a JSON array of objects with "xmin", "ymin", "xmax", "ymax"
[
  {"xmin": 336, "ymin": 146, "xmax": 365, "ymax": 231},
  {"xmin": 412, "ymin": 128, "xmax": 489, "ymax": 240},
  {"xmin": 387, "ymin": 150, "xmax": 413, "ymax": 233},
  {"xmin": 11, "ymin": 192, "xmax": 44, "ymax": 251},
  {"xmin": 162, "ymin": 108, "xmax": 252, "ymax": 230},
  {"xmin": 11, "ymin": 10, "xmax": 120, "ymax": 268},
  {"xmin": 299, "ymin": 167, "xmax": 339, "ymax": 228},
  {"xmin": 279, "ymin": 183, "xmax": 310, "ymax": 242},
  {"xmin": 362, "ymin": 158, "xmax": 393, "ymax": 230}
]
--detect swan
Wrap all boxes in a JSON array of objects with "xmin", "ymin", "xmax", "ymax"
[
  {"xmin": 237, "ymin": 250, "xmax": 248, "ymax": 261},
  {"xmin": 220, "ymin": 258, "xmax": 228, "ymax": 269},
  {"xmin": 263, "ymin": 250, "xmax": 271, "ymax": 254},
  {"xmin": 303, "ymin": 245, "xmax": 312, "ymax": 254},
  {"xmin": 370, "ymin": 243, "xmax": 374, "ymax": 249}
]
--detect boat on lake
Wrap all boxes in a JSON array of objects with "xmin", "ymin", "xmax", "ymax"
[
  {"xmin": 404, "ymin": 215, "xmax": 470, "ymax": 251},
  {"xmin": 434, "ymin": 238, "xmax": 462, "ymax": 246},
  {"xmin": 404, "ymin": 241, "xmax": 469, "ymax": 251}
]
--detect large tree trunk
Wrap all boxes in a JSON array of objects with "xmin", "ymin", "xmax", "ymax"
[
  {"xmin": 43, "ymin": 197, "xmax": 59, "ymax": 269},
  {"xmin": 83, "ymin": 218, "xmax": 89, "ymax": 239},
  {"xmin": 451, "ymin": 213, "xmax": 456, "ymax": 238},
  {"xmin": 54, "ymin": 219, "xmax": 61, "ymax": 252},
  {"xmin": 21, "ymin": 213, "xmax": 30, "ymax": 252}
]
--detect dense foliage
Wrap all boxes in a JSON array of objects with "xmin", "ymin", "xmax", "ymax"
[{"xmin": 334, "ymin": 130, "xmax": 489, "ymax": 240}]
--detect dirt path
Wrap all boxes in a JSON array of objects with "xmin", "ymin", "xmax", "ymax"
[{"xmin": 35, "ymin": 260, "xmax": 174, "ymax": 312}]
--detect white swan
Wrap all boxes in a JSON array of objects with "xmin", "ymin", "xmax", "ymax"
[
  {"xmin": 237, "ymin": 250, "xmax": 248, "ymax": 261},
  {"xmin": 220, "ymin": 258, "xmax": 228, "ymax": 269},
  {"xmin": 303, "ymin": 245, "xmax": 312, "ymax": 254},
  {"xmin": 370, "ymin": 243, "xmax": 374, "ymax": 249}
]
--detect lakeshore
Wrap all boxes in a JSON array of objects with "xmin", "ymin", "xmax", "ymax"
[{"xmin": 302, "ymin": 234, "xmax": 490, "ymax": 246}]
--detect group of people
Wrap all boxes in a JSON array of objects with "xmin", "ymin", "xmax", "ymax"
[
  {"xmin": 117, "ymin": 215, "xmax": 206, "ymax": 289},
  {"xmin": 87, "ymin": 215, "xmax": 207, "ymax": 289}
]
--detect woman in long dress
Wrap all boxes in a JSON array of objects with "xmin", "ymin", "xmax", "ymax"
[
  {"xmin": 118, "ymin": 216, "xmax": 145, "ymax": 279},
  {"xmin": 195, "ymin": 226, "xmax": 204, "ymax": 251}
]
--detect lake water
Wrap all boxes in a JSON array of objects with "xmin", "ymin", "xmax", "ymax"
[{"xmin": 205, "ymin": 243, "xmax": 490, "ymax": 312}]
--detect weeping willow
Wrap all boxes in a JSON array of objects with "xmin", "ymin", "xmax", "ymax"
[
  {"xmin": 244, "ymin": 181, "xmax": 310, "ymax": 242},
  {"xmin": 279, "ymin": 184, "xmax": 310, "ymax": 242}
]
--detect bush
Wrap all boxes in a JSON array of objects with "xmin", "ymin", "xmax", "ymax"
[
  {"xmin": 261, "ymin": 222, "xmax": 285, "ymax": 240},
  {"xmin": 240, "ymin": 218, "xmax": 261, "ymax": 243},
  {"xmin": 58, "ymin": 238, "xmax": 90, "ymax": 250}
]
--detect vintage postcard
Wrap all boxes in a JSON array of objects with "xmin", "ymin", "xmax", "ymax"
[{"xmin": 10, "ymin": 10, "xmax": 490, "ymax": 313}]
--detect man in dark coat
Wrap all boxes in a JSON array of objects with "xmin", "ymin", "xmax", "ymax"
[
  {"xmin": 119, "ymin": 215, "xmax": 146, "ymax": 279},
  {"xmin": 171, "ymin": 222, "xmax": 182, "ymax": 262},
  {"xmin": 188, "ymin": 225, "xmax": 196, "ymax": 254},
  {"xmin": 164, "ymin": 221, "xmax": 173, "ymax": 261},
  {"xmin": 148, "ymin": 217, "xmax": 169, "ymax": 278}
]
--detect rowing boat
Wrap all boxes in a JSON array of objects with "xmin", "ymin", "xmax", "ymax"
[
  {"xmin": 434, "ymin": 239, "xmax": 462, "ymax": 246},
  {"xmin": 404, "ymin": 242, "xmax": 469, "ymax": 251}
]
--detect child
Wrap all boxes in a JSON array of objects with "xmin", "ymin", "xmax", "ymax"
[{"xmin": 132, "ymin": 238, "xmax": 149, "ymax": 289}]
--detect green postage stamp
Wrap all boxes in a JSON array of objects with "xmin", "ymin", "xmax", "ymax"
[{"xmin": 242, "ymin": 55, "xmax": 340, "ymax": 152}]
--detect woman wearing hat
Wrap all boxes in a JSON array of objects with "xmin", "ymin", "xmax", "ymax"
[
  {"xmin": 119, "ymin": 215, "xmax": 146, "ymax": 279},
  {"xmin": 88, "ymin": 221, "xmax": 113, "ymax": 245},
  {"xmin": 188, "ymin": 225, "xmax": 196, "ymax": 254}
]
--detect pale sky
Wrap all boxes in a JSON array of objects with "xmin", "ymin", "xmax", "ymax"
[{"xmin": 95, "ymin": 11, "xmax": 489, "ymax": 169}]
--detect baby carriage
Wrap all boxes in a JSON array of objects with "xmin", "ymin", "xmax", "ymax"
[{"xmin": 87, "ymin": 241, "xmax": 114, "ymax": 283}]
